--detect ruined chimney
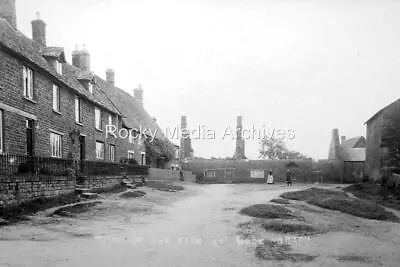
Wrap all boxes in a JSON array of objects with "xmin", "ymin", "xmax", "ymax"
[
  {"xmin": 31, "ymin": 12, "xmax": 46, "ymax": 46},
  {"xmin": 134, "ymin": 84, "xmax": 143, "ymax": 107},
  {"xmin": 106, "ymin": 69, "xmax": 115, "ymax": 86},
  {"xmin": 72, "ymin": 44, "xmax": 90, "ymax": 71},
  {"xmin": 341, "ymin": 136, "xmax": 346, "ymax": 144},
  {"xmin": 0, "ymin": 0, "xmax": 17, "ymax": 29},
  {"xmin": 328, "ymin": 129, "xmax": 342, "ymax": 160}
]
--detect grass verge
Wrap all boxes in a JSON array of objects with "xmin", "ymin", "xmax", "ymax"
[
  {"xmin": 255, "ymin": 239, "xmax": 316, "ymax": 262},
  {"xmin": 0, "ymin": 192, "xmax": 80, "ymax": 224},
  {"xmin": 261, "ymin": 221, "xmax": 322, "ymax": 235},
  {"xmin": 51, "ymin": 201, "xmax": 102, "ymax": 217},
  {"xmin": 270, "ymin": 198, "xmax": 290, "ymax": 205},
  {"xmin": 119, "ymin": 190, "xmax": 146, "ymax": 199},
  {"xmin": 239, "ymin": 204, "xmax": 296, "ymax": 219},
  {"xmin": 344, "ymin": 183, "xmax": 400, "ymax": 211},
  {"xmin": 281, "ymin": 187, "xmax": 399, "ymax": 222}
]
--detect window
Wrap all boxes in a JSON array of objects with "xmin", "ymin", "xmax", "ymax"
[
  {"xmin": 96, "ymin": 141, "xmax": 104, "ymax": 159},
  {"xmin": 50, "ymin": 132, "xmax": 62, "ymax": 158},
  {"xmin": 95, "ymin": 107, "xmax": 102, "ymax": 130},
  {"xmin": 0, "ymin": 110, "xmax": 3, "ymax": 153},
  {"xmin": 128, "ymin": 151, "xmax": 135, "ymax": 159},
  {"xmin": 23, "ymin": 66, "xmax": 34, "ymax": 99},
  {"xmin": 55, "ymin": 60, "xmax": 62, "ymax": 75},
  {"xmin": 88, "ymin": 82, "xmax": 93, "ymax": 94},
  {"xmin": 108, "ymin": 144, "xmax": 115, "ymax": 162},
  {"xmin": 75, "ymin": 96, "xmax": 81, "ymax": 123},
  {"xmin": 52, "ymin": 84, "xmax": 60, "ymax": 112},
  {"xmin": 108, "ymin": 115, "xmax": 113, "ymax": 126}
]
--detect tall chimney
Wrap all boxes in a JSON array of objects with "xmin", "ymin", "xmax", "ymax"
[
  {"xmin": 134, "ymin": 84, "xmax": 144, "ymax": 107},
  {"xmin": 31, "ymin": 12, "xmax": 46, "ymax": 46},
  {"xmin": 72, "ymin": 44, "xmax": 90, "ymax": 71},
  {"xmin": 0, "ymin": 0, "xmax": 16, "ymax": 29},
  {"xmin": 234, "ymin": 116, "xmax": 245, "ymax": 159},
  {"xmin": 341, "ymin": 136, "xmax": 346, "ymax": 144},
  {"xmin": 106, "ymin": 69, "xmax": 115, "ymax": 86},
  {"xmin": 181, "ymin": 116, "xmax": 187, "ymax": 130},
  {"xmin": 328, "ymin": 129, "xmax": 342, "ymax": 160}
]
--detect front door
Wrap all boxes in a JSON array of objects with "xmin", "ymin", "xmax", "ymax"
[
  {"xmin": 79, "ymin": 136, "xmax": 85, "ymax": 161},
  {"xmin": 26, "ymin": 119, "xmax": 34, "ymax": 156}
]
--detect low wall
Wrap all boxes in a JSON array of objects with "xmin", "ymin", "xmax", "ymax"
[
  {"xmin": 186, "ymin": 159, "xmax": 313, "ymax": 183},
  {"xmin": 79, "ymin": 175, "xmax": 126, "ymax": 189},
  {"xmin": 148, "ymin": 168, "xmax": 196, "ymax": 182},
  {"xmin": 0, "ymin": 175, "xmax": 76, "ymax": 207}
]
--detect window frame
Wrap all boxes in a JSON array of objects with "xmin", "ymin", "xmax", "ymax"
[
  {"xmin": 128, "ymin": 150, "xmax": 135, "ymax": 159},
  {"xmin": 52, "ymin": 84, "xmax": 60, "ymax": 112},
  {"xmin": 75, "ymin": 96, "xmax": 82, "ymax": 124},
  {"xmin": 55, "ymin": 60, "xmax": 63, "ymax": 75},
  {"xmin": 108, "ymin": 144, "xmax": 116, "ymax": 162},
  {"xmin": 50, "ymin": 132, "xmax": 62, "ymax": 158},
  {"xmin": 23, "ymin": 65, "xmax": 34, "ymax": 100},
  {"xmin": 95, "ymin": 107, "xmax": 102, "ymax": 130},
  {"xmin": 96, "ymin": 141, "xmax": 105, "ymax": 160}
]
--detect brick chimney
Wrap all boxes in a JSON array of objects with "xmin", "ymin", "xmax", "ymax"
[
  {"xmin": 234, "ymin": 116, "xmax": 246, "ymax": 160},
  {"xmin": 31, "ymin": 12, "xmax": 46, "ymax": 46},
  {"xmin": 0, "ymin": 0, "xmax": 16, "ymax": 29},
  {"xmin": 72, "ymin": 44, "xmax": 90, "ymax": 71},
  {"xmin": 134, "ymin": 84, "xmax": 143, "ymax": 107},
  {"xmin": 106, "ymin": 69, "xmax": 115, "ymax": 86}
]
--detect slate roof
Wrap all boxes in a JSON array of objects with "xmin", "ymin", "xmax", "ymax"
[
  {"xmin": 342, "ymin": 147, "xmax": 366, "ymax": 162},
  {"xmin": 341, "ymin": 136, "xmax": 366, "ymax": 149},
  {"xmin": 0, "ymin": 18, "xmax": 119, "ymax": 115},
  {"xmin": 97, "ymin": 78, "xmax": 166, "ymax": 140}
]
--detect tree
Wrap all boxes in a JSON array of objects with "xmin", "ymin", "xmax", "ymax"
[{"xmin": 259, "ymin": 137, "xmax": 311, "ymax": 160}]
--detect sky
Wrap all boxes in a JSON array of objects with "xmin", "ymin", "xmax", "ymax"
[{"xmin": 16, "ymin": 0, "xmax": 400, "ymax": 160}]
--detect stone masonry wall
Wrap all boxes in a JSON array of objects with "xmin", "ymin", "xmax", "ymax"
[{"xmin": 0, "ymin": 176, "xmax": 76, "ymax": 207}]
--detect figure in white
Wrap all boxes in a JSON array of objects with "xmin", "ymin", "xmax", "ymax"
[{"xmin": 267, "ymin": 170, "xmax": 274, "ymax": 184}]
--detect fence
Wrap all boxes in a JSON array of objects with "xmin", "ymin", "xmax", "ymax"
[{"xmin": 0, "ymin": 154, "xmax": 73, "ymax": 179}]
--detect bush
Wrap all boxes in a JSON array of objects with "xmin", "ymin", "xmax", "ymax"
[{"xmin": 261, "ymin": 221, "xmax": 321, "ymax": 235}]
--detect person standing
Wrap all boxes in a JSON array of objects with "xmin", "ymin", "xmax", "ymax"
[
  {"xmin": 267, "ymin": 170, "xmax": 274, "ymax": 184},
  {"xmin": 286, "ymin": 169, "xmax": 293, "ymax": 186}
]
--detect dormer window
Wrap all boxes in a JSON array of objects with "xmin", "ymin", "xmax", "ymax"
[
  {"xmin": 88, "ymin": 82, "xmax": 93, "ymax": 94},
  {"xmin": 55, "ymin": 60, "xmax": 62, "ymax": 75}
]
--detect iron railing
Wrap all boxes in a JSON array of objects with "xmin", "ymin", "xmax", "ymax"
[{"xmin": 0, "ymin": 154, "xmax": 73, "ymax": 179}]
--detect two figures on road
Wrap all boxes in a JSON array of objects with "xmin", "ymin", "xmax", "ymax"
[{"xmin": 266, "ymin": 169, "xmax": 293, "ymax": 186}]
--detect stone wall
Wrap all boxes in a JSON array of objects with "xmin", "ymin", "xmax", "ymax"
[
  {"xmin": 79, "ymin": 175, "xmax": 125, "ymax": 189},
  {"xmin": 148, "ymin": 168, "xmax": 195, "ymax": 182},
  {"xmin": 186, "ymin": 159, "xmax": 313, "ymax": 183},
  {"xmin": 0, "ymin": 175, "xmax": 76, "ymax": 207}
]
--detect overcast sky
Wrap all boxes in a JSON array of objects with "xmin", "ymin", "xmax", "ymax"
[{"xmin": 16, "ymin": 0, "xmax": 400, "ymax": 159}]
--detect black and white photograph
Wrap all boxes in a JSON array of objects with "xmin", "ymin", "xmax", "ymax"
[{"xmin": 1, "ymin": 0, "xmax": 400, "ymax": 266}]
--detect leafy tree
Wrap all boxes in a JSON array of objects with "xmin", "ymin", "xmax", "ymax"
[{"xmin": 259, "ymin": 137, "xmax": 311, "ymax": 160}]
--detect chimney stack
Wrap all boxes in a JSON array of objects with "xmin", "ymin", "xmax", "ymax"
[
  {"xmin": 341, "ymin": 136, "xmax": 346, "ymax": 144},
  {"xmin": 181, "ymin": 116, "xmax": 187, "ymax": 130},
  {"xmin": 0, "ymin": 0, "xmax": 16, "ymax": 29},
  {"xmin": 134, "ymin": 84, "xmax": 144, "ymax": 107},
  {"xmin": 72, "ymin": 44, "xmax": 90, "ymax": 71},
  {"xmin": 234, "ymin": 116, "xmax": 246, "ymax": 159},
  {"xmin": 31, "ymin": 12, "xmax": 46, "ymax": 46},
  {"xmin": 106, "ymin": 69, "xmax": 115, "ymax": 86}
]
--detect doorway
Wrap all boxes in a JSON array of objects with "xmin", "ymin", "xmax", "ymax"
[{"xmin": 26, "ymin": 119, "xmax": 34, "ymax": 156}]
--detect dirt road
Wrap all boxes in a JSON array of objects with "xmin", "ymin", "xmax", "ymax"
[{"xmin": 1, "ymin": 183, "xmax": 400, "ymax": 267}]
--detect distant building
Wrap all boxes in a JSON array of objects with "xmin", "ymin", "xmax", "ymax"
[
  {"xmin": 365, "ymin": 99, "xmax": 400, "ymax": 180},
  {"xmin": 233, "ymin": 116, "xmax": 246, "ymax": 160},
  {"xmin": 328, "ymin": 129, "xmax": 366, "ymax": 182}
]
